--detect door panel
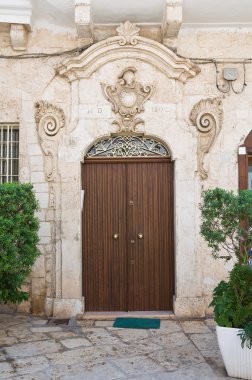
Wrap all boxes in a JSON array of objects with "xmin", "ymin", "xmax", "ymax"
[
  {"xmin": 127, "ymin": 162, "xmax": 174, "ymax": 310},
  {"xmin": 82, "ymin": 163, "xmax": 127, "ymax": 311},
  {"xmin": 82, "ymin": 160, "xmax": 174, "ymax": 311}
]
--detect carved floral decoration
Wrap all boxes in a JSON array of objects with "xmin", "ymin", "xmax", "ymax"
[
  {"xmin": 190, "ymin": 97, "xmax": 223, "ymax": 180},
  {"xmin": 101, "ymin": 67, "xmax": 154, "ymax": 133},
  {"xmin": 116, "ymin": 20, "xmax": 140, "ymax": 46}
]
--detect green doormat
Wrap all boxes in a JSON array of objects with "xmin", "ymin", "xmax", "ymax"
[{"xmin": 113, "ymin": 317, "xmax": 160, "ymax": 329}]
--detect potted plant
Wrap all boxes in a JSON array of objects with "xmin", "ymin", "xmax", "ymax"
[{"xmin": 200, "ymin": 188, "xmax": 252, "ymax": 380}]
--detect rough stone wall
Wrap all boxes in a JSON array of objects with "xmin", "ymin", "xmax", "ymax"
[{"xmin": 1, "ymin": 25, "xmax": 252, "ymax": 317}]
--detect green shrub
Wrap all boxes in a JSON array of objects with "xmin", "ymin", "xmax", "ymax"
[
  {"xmin": 200, "ymin": 188, "xmax": 252, "ymax": 264},
  {"xmin": 0, "ymin": 183, "xmax": 40, "ymax": 303},
  {"xmin": 210, "ymin": 264, "xmax": 252, "ymax": 348}
]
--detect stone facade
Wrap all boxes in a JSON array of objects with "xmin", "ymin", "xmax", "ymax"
[{"xmin": 1, "ymin": 18, "xmax": 252, "ymax": 318}]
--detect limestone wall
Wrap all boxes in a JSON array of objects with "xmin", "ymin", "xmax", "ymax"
[{"xmin": 1, "ymin": 24, "xmax": 252, "ymax": 317}]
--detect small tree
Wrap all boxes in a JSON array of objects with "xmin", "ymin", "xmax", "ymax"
[
  {"xmin": 0, "ymin": 183, "xmax": 40, "ymax": 303},
  {"xmin": 200, "ymin": 187, "xmax": 252, "ymax": 347},
  {"xmin": 200, "ymin": 188, "xmax": 252, "ymax": 264}
]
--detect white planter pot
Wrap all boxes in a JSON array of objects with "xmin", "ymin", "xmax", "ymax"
[{"xmin": 216, "ymin": 325, "xmax": 252, "ymax": 379}]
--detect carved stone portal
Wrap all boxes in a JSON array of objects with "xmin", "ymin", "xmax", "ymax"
[
  {"xmin": 101, "ymin": 67, "xmax": 154, "ymax": 133},
  {"xmin": 190, "ymin": 97, "xmax": 223, "ymax": 180}
]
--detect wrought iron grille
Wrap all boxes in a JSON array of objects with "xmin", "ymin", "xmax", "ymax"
[
  {"xmin": 0, "ymin": 124, "xmax": 19, "ymax": 183},
  {"xmin": 86, "ymin": 136, "xmax": 170, "ymax": 158}
]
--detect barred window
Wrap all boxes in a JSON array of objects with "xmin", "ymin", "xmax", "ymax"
[{"xmin": 0, "ymin": 124, "xmax": 19, "ymax": 183}]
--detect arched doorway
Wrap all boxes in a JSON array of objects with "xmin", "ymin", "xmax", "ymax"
[
  {"xmin": 238, "ymin": 130, "xmax": 252, "ymax": 190},
  {"xmin": 82, "ymin": 135, "xmax": 174, "ymax": 312}
]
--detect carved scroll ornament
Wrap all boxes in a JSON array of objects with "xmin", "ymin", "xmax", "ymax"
[
  {"xmin": 190, "ymin": 97, "xmax": 223, "ymax": 180},
  {"xmin": 102, "ymin": 67, "xmax": 154, "ymax": 133},
  {"xmin": 35, "ymin": 101, "xmax": 65, "ymax": 137},
  {"xmin": 35, "ymin": 101, "xmax": 65, "ymax": 200}
]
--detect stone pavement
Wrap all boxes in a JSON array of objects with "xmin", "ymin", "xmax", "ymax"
[{"xmin": 0, "ymin": 313, "xmax": 235, "ymax": 380}]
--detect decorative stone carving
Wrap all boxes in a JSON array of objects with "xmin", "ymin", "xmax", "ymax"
[
  {"xmin": 35, "ymin": 101, "xmax": 65, "ymax": 310},
  {"xmin": 40, "ymin": 140, "xmax": 57, "ymax": 183},
  {"xmin": 35, "ymin": 101, "xmax": 65, "ymax": 137},
  {"xmin": 35, "ymin": 101, "xmax": 65, "ymax": 195},
  {"xmin": 116, "ymin": 20, "xmax": 140, "ymax": 46},
  {"xmin": 55, "ymin": 25, "xmax": 200, "ymax": 83},
  {"xmin": 102, "ymin": 67, "xmax": 153, "ymax": 132},
  {"xmin": 190, "ymin": 97, "xmax": 223, "ymax": 180},
  {"xmin": 49, "ymin": 184, "xmax": 56, "ymax": 209}
]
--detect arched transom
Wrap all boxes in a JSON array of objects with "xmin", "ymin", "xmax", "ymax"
[{"xmin": 86, "ymin": 135, "xmax": 171, "ymax": 158}]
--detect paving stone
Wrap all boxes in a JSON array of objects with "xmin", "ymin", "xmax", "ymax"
[
  {"xmin": 149, "ymin": 331, "xmax": 190, "ymax": 348},
  {"xmin": 125, "ymin": 374, "xmax": 167, "ymax": 380},
  {"xmin": 60, "ymin": 337, "xmax": 92, "ymax": 348},
  {"xmin": 156, "ymin": 362, "xmax": 219, "ymax": 379},
  {"xmin": 0, "ymin": 315, "xmax": 228, "ymax": 379},
  {"xmin": 6, "ymin": 327, "xmax": 31, "ymax": 338},
  {"xmin": 12, "ymin": 315, "xmax": 30, "ymax": 321},
  {"xmin": 30, "ymin": 326, "xmax": 62, "ymax": 333},
  {"xmin": 5, "ymin": 340, "xmax": 60, "ymax": 358},
  {"xmin": 46, "ymin": 346, "xmax": 108, "ymax": 366},
  {"xmin": 181, "ymin": 321, "xmax": 211, "ymax": 334},
  {"xmin": 106, "ymin": 326, "xmax": 124, "ymax": 331},
  {"xmin": 0, "ymin": 314, "xmax": 13, "ymax": 319},
  {"xmin": 49, "ymin": 330, "xmax": 80, "ymax": 339},
  {"xmin": 115, "ymin": 328, "xmax": 150, "ymax": 342},
  {"xmin": 43, "ymin": 365, "xmax": 88, "ymax": 380},
  {"xmin": 82, "ymin": 327, "xmax": 120, "ymax": 346},
  {"xmin": 13, "ymin": 355, "xmax": 49, "ymax": 375},
  {"xmin": 159, "ymin": 320, "xmax": 182, "ymax": 333},
  {"xmin": 0, "ymin": 322, "xmax": 27, "ymax": 331},
  {"xmin": 0, "ymin": 336, "xmax": 18, "ymax": 346},
  {"xmin": 77, "ymin": 320, "xmax": 95, "ymax": 328},
  {"xmin": 63, "ymin": 361, "xmax": 125, "ymax": 380},
  {"xmin": 125, "ymin": 339, "xmax": 163, "ymax": 355},
  {"xmin": 103, "ymin": 339, "xmax": 162, "ymax": 358},
  {"xmin": 94, "ymin": 320, "xmax": 115, "ymax": 327},
  {"xmin": 110, "ymin": 355, "xmax": 163, "ymax": 376},
  {"xmin": 148, "ymin": 342, "xmax": 205, "ymax": 371},
  {"xmin": 11, "ymin": 372, "xmax": 48, "ymax": 380},
  {"xmin": 205, "ymin": 356, "xmax": 228, "ymax": 378},
  {"xmin": 200, "ymin": 349, "xmax": 222, "ymax": 359},
  {"xmin": 18, "ymin": 333, "xmax": 50, "ymax": 343},
  {"xmin": 0, "ymin": 362, "xmax": 15, "ymax": 378},
  {"xmin": 0, "ymin": 351, "xmax": 6, "ymax": 362},
  {"xmin": 189, "ymin": 333, "xmax": 219, "ymax": 351},
  {"xmin": 31, "ymin": 319, "xmax": 48, "ymax": 326}
]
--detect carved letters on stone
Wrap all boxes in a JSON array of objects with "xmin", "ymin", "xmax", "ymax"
[
  {"xmin": 101, "ymin": 67, "xmax": 154, "ymax": 133},
  {"xmin": 35, "ymin": 101, "xmax": 65, "ymax": 206},
  {"xmin": 190, "ymin": 97, "xmax": 223, "ymax": 180}
]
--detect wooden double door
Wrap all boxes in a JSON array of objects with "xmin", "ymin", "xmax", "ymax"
[{"xmin": 82, "ymin": 159, "xmax": 174, "ymax": 311}]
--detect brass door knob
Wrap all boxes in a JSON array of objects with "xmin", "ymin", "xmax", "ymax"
[
  {"xmin": 137, "ymin": 233, "xmax": 144, "ymax": 239},
  {"xmin": 113, "ymin": 233, "xmax": 119, "ymax": 240}
]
